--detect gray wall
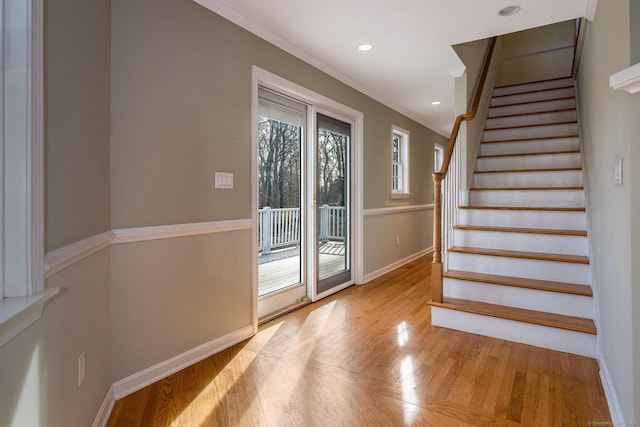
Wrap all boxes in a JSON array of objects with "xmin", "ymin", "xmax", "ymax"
[
  {"xmin": 577, "ymin": 0, "xmax": 639, "ymax": 422},
  {"xmin": 500, "ymin": 20, "xmax": 575, "ymax": 86},
  {"xmin": 631, "ymin": 0, "xmax": 640, "ymax": 64},
  {"xmin": 1, "ymin": 0, "xmax": 446, "ymax": 424},
  {"xmin": 0, "ymin": 251, "xmax": 112, "ymax": 427},
  {"xmin": 0, "ymin": 0, "xmax": 114, "ymax": 425},
  {"xmin": 45, "ymin": 0, "xmax": 111, "ymax": 252}
]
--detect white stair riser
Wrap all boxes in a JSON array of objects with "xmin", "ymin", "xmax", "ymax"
[
  {"xmin": 443, "ymin": 279, "xmax": 594, "ymax": 318},
  {"xmin": 448, "ymin": 252, "xmax": 590, "ymax": 283},
  {"xmin": 480, "ymin": 138, "xmax": 579, "ymax": 156},
  {"xmin": 492, "ymin": 78, "xmax": 574, "ymax": 96},
  {"xmin": 486, "ymin": 110, "xmax": 577, "ymax": 129},
  {"xmin": 491, "ymin": 87, "xmax": 576, "ymax": 107},
  {"xmin": 489, "ymin": 98, "xmax": 576, "ymax": 117},
  {"xmin": 431, "ymin": 307, "xmax": 597, "ymax": 358},
  {"xmin": 458, "ymin": 209, "xmax": 587, "ymax": 231},
  {"xmin": 469, "ymin": 190, "xmax": 584, "ymax": 208},
  {"xmin": 484, "ymin": 123, "xmax": 577, "ymax": 142},
  {"xmin": 474, "ymin": 170, "xmax": 583, "ymax": 188},
  {"xmin": 452, "ymin": 229, "xmax": 588, "ymax": 256},
  {"xmin": 477, "ymin": 153, "xmax": 581, "ymax": 171}
]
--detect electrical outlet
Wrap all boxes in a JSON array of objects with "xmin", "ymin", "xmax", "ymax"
[
  {"xmin": 78, "ymin": 351, "xmax": 86, "ymax": 387},
  {"xmin": 396, "ymin": 236, "xmax": 400, "ymax": 246}
]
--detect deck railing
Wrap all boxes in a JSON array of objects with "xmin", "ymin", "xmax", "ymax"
[{"xmin": 259, "ymin": 205, "xmax": 345, "ymax": 253}]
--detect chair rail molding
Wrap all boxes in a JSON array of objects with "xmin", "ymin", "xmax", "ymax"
[{"xmin": 609, "ymin": 62, "xmax": 640, "ymax": 94}]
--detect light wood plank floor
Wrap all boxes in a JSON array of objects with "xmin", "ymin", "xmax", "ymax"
[{"xmin": 107, "ymin": 256, "xmax": 610, "ymax": 426}]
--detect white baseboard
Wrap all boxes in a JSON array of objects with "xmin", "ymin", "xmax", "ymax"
[
  {"xmin": 113, "ymin": 324, "xmax": 253, "ymax": 400},
  {"xmin": 361, "ymin": 247, "xmax": 433, "ymax": 284},
  {"xmin": 598, "ymin": 358, "xmax": 626, "ymax": 425},
  {"xmin": 93, "ymin": 324, "xmax": 254, "ymax": 426},
  {"xmin": 92, "ymin": 385, "xmax": 115, "ymax": 427}
]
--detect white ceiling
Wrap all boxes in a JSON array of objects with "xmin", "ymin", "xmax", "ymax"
[{"xmin": 196, "ymin": 0, "xmax": 593, "ymax": 136}]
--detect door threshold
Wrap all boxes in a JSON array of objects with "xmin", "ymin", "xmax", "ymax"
[{"xmin": 258, "ymin": 298, "xmax": 311, "ymax": 326}]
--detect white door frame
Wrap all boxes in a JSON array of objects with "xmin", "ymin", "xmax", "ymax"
[{"xmin": 251, "ymin": 66, "xmax": 364, "ymax": 330}]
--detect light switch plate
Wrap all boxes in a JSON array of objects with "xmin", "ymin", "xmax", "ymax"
[{"xmin": 215, "ymin": 172, "xmax": 233, "ymax": 189}]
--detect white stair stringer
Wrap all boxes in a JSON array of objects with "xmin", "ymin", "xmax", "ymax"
[{"xmin": 431, "ymin": 77, "xmax": 598, "ymax": 358}]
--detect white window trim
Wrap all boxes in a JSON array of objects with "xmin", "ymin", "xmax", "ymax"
[
  {"xmin": 0, "ymin": 0, "xmax": 57, "ymax": 348},
  {"xmin": 391, "ymin": 125, "xmax": 410, "ymax": 199}
]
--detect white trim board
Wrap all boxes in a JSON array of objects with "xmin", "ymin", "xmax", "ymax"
[
  {"xmin": 44, "ymin": 231, "xmax": 114, "ymax": 279},
  {"xmin": 91, "ymin": 385, "xmax": 115, "ymax": 427},
  {"xmin": 598, "ymin": 358, "xmax": 626, "ymax": 425},
  {"xmin": 92, "ymin": 325, "xmax": 253, "ymax": 427},
  {"xmin": 610, "ymin": 62, "xmax": 640, "ymax": 94},
  {"xmin": 363, "ymin": 204, "xmax": 434, "ymax": 217},
  {"xmin": 361, "ymin": 247, "xmax": 433, "ymax": 284},
  {"xmin": 43, "ymin": 220, "xmax": 253, "ymax": 279},
  {"xmin": 112, "ymin": 324, "xmax": 253, "ymax": 400},
  {"xmin": 112, "ymin": 219, "xmax": 252, "ymax": 244}
]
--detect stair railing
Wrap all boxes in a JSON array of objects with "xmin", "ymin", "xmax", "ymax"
[{"xmin": 432, "ymin": 36, "xmax": 497, "ymax": 303}]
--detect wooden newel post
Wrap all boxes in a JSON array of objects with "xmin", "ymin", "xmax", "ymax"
[{"xmin": 432, "ymin": 172, "xmax": 443, "ymax": 303}]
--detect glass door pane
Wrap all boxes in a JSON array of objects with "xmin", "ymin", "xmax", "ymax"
[
  {"xmin": 257, "ymin": 89, "xmax": 306, "ymax": 316},
  {"xmin": 316, "ymin": 113, "xmax": 351, "ymax": 294}
]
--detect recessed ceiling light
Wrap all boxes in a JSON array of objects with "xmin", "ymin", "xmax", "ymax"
[
  {"xmin": 498, "ymin": 5, "xmax": 521, "ymax": 16},
  {"xmin": 432, "ymin": 101, "xmax": 441, "ymax": 105},
  {"xmin": 358, "ymin": 44, "xmax": 373, "ymax": 51}
]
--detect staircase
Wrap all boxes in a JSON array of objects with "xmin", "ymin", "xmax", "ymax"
[{"xmin": 430, "ymin": 77, "xmax": 597, "ymax": 357}]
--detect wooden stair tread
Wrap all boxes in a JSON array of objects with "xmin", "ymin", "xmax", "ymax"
[
  {"xmin": 487, "ymin": 108, "xmax": 576, "ymax": 120},
  {"xmin": 444, "ymin": 270, "xmax": 592, "ymax": 296},
  {"xmin": 474, "ymin": 168, "xmax": 581, "ymax": 174},
  {"xmin": 448, "ymin": 246, "xmax": 590, "ymax": 264},
  {"xmin": 470, "ymin": 186, "xmax": 583, "ymax": 192},
  {"xmin": 486, "ymin": 120, "xmax": 577, "ymax": 131},
  {"xmin": 478, "ymin": 150, "xmax": 579, "ymax": 158},
  {"xmin": 429, "ymin": 297, "xmax": 596, "ymax": 335},
  {"xmin": 459, "ymin": 206, "xmax": 585, "ymax": 212},
  {"xmin": 453, "ymin": 225, "xmax": 587, "ymax": 236},
  {"xmin": 481, "ymin": 134, "xmax": 578, "ymax": 144}
]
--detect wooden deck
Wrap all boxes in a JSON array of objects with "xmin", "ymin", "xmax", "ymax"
[
  {"xmin": 107, "ymin": 255, "xmax": 611, "ymax": 426},
  {"xmin": 258, "ymin": 242, "xmax": 346, "ymax": 295}
]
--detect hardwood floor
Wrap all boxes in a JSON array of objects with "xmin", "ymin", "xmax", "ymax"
[{"xmin": 107, "ymin": 256, "xmax": 610, "ymax": 426}]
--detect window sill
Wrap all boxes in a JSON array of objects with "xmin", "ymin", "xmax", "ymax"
[
  {"xmin": 0, "ymin": 288, "xmax": 59, "ymax": 348},
  {"xmin": 390, "ymin": 192, "xmax": 411, "ymax": 200},
  {"xmin": 610, "ymin": 63, "xmax": 640, "ymax": 94}
]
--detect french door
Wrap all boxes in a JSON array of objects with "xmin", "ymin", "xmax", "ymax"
[{"xmin": 257, "ymin": 89, "xmax": 352, "ymax": 319}]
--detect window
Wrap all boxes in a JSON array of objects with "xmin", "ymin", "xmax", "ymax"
[
  {"xmin": 0, "ymin": 0, "xmax": 56, "ymax": 348},
  {"xmin": 434, "ymin": 144, "xmax": 444, "ymax": 172},
  {"xmin": 391, "ymin": 126, "xmax": 410, "ymax": 198}
]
